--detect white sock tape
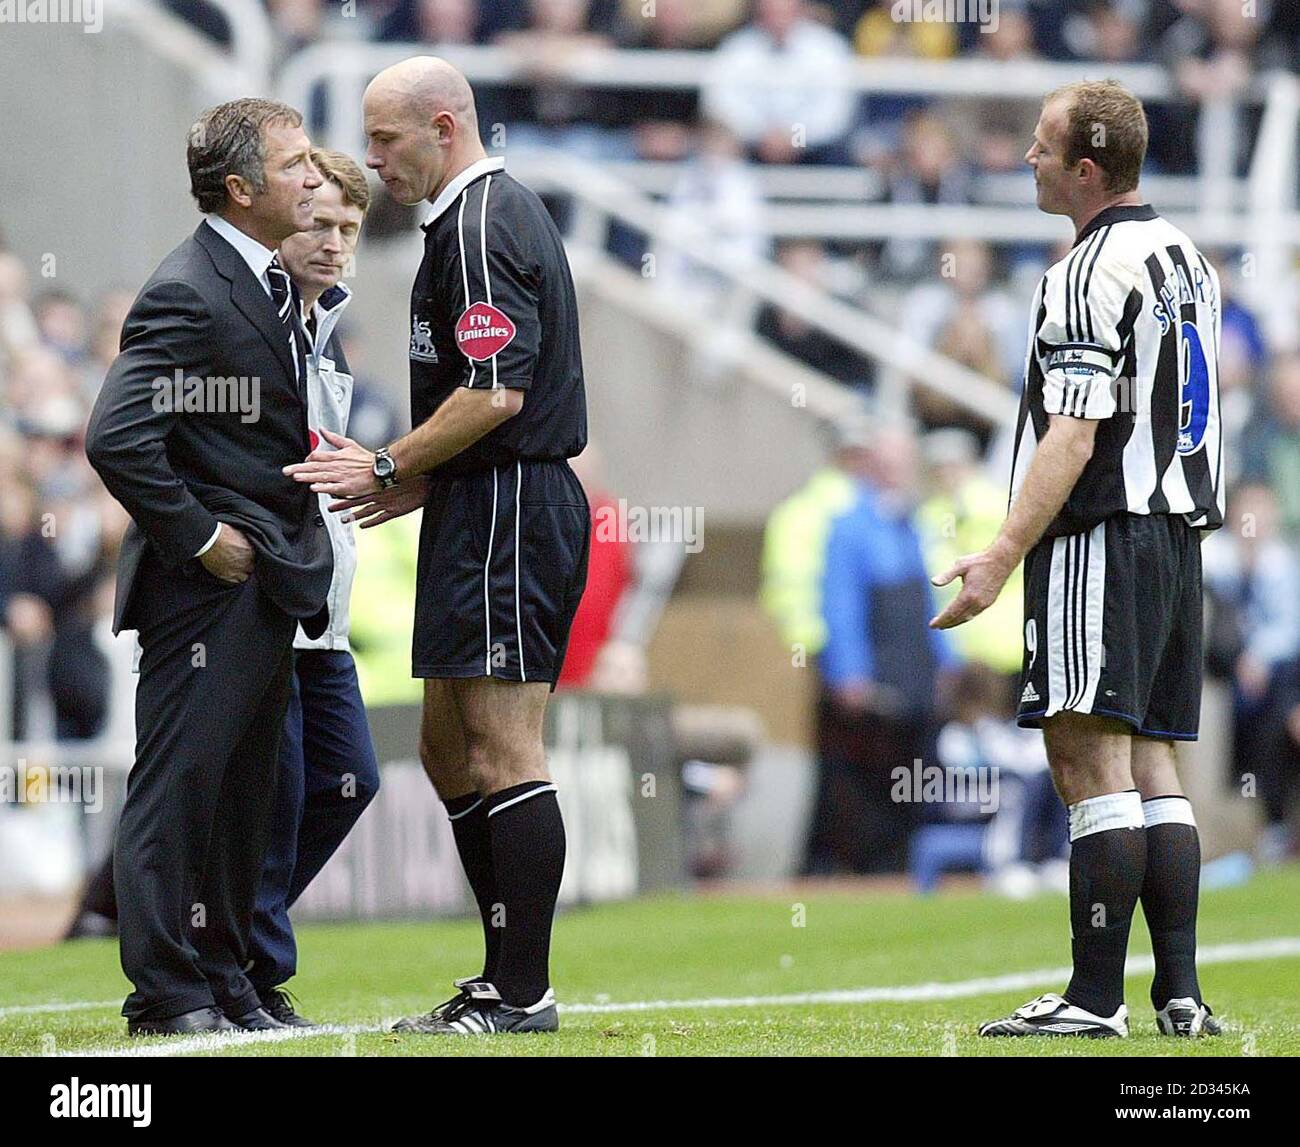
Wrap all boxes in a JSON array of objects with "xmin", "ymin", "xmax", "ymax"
[
  {"xmin": 1143, "ymin": 795, "xmax": 1197, "ymax": 829},
  {"xmin": 1068, "ymin": 789, "xmax": 1144, "ymax": 841}
]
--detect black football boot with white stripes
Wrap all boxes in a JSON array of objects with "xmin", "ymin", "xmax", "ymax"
[
  {"xmin": 390, "ymin": 977, "xmax": 492, "ymax": 1033},
  {"xmin": 978, "ymin": 993, "xmax": 1128, "ymax": 1038},
  {"xmin": 393, "ymin": 981, "xmax": 558, "ymax": 1035},
  {"xmin": 1155, "ymin": 997, "xmax": 1222, "ymax": 1037}
]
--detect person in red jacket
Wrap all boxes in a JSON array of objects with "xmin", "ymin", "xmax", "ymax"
[{"xmin": 557, "ymin": 445, "xmax": 633, "ymax": 690}]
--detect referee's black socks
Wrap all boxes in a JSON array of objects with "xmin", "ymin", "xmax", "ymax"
[
  {"xmin": 444, "ymin": 792, "xmax": 501, "ymax": 983},
  {"xmin": 484, "ymin": 780, "xmax": 567, "ymax": 1007},
  {"xmin": 1139, "ymin": 795, "xmax": 1203, "ymax": 1010},
  {"xmin": 1063, "ymin": 790, "xmax": 1147, "ymax": 1017}
]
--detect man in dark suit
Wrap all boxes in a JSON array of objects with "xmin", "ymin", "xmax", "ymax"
[{"xmin": 85, "ymin": 98, "xmax": 333, "ymax": 1037}]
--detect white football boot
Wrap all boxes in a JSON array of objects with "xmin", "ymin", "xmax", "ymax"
[{"xmin": 979, "ymin": 993, "xmax": 1128, "ymax": 1038}]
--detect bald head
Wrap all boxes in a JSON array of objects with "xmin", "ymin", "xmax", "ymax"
[
  {"xmin": 366, "ymin": 56, "xmax": 477, "ymax": 132},
  {"xmin": 364, "ymin": 55, "xmax": 485, "ymax": 206}
]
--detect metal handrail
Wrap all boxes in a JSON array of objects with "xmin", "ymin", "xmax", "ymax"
[
  {"xmin": 596, "ymin": 163, "xmax": 1234, "ymax": 210},
  {"xmin": 511, "ymin": 152, "xmax": 1019, "ymax": 425},
  {"xmin": 110, "ymin": 0, "xmax": 276, "ymax": 99},
  {"xmin": 1246, "ymin": 70, "xmax": 1300, "ymax": 347},
  {"xmin": 280, "ymin": 42, "xmax": 1267, "ymax": 103},
  {"xmin": 275, "ymin": 41, "xmax": 1299, "ymax": 403},
  {"xmin": 277, "ymin": 43, "xmax": 1265, "ymax": 206},
  {"xmin": 742, "ymin": 202, "xmax": 1300, "ymax": 245},
  {"xmin": 186, "ymin": 0, "xmax": 273, "ymax": 94}
]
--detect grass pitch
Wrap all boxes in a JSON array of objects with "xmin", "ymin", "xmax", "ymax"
[{"xmin": 3, "ymin": 864, "xmax": 1298, "ymax": 1057}]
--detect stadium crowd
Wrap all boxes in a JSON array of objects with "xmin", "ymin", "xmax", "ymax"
[{"xmin": 168, "ymin": 0, "xmax": 1300, "ymax": 172}]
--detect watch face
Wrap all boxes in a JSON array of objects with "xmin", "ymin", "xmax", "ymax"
[{"xmin": 375, "ymin": 453, "xmax": 395, "ymax": 478}]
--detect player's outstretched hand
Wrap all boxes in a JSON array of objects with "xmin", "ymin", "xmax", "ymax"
[
  {"xmin": 329, "ymin": 475, "xmax": 431, "ymax": 529},
  {"xmin": 283, "ymin": 427, "xmax": 377, "ymax": 498},
  {"xmin": 928, "ymin": 547, "xmax": 1013, "ymax": 630}
]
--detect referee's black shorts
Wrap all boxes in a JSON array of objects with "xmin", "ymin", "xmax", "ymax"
[
  {"xmin": 413, "ymin": 459, "xmax": 590, "ymax": 687},
  {"xmin": 1016, "ymin": 512, "xmax": 1203, "ymax": 741}
]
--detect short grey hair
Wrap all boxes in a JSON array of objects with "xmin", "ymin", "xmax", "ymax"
[{"xmin": 187, "ymin": 98, "xmax": 303, "ymax": 214}]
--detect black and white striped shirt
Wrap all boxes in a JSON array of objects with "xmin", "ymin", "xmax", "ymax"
[{"xmin": 1009, "ymin": 204, "xmax": 1226, "ymax": 537}]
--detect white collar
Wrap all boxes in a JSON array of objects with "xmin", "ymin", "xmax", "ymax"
[
  {"xmin": 422, "ymin": 156, "xmax": 506, "ymax": 229},
  {"xmin": 305, "ymin": 282, "xmax": 352, "ymax": 356},
  {"xmin": 310, "ymin": 281, "xmax": 352, "ymax": 319},
  {"xmin": 204, "ymin": 214, "xmax": 276, "ymax": 284}
]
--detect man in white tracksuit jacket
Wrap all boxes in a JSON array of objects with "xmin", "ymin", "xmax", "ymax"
[{"xmin": 246, "ymin": 150, "xmax": 381, "ymax": 1027}]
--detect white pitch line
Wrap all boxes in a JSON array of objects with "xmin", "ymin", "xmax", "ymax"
[
  {"xmin": 564, "ymin": 937, "xmax": 1300, "ymax": 1015},
  {"xmin": 0, "ymin": 999, "xmax": 120, "ymax": 1019},
  {"xmin": 67, "ymin": 1023, "xmax": 379, "ymax": 1058},
  {"xmin": 20, "ymin": 936, "xmax": 1300, "ymax": 1056}
]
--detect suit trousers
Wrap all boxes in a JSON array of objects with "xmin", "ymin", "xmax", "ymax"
[
  {"xmin": 247, "ymin": 649, "xmax": 380, "ymax": 994},
  {"xmin": 116, "ymin": 558, "xmax": 295, "ymax": 1022}
]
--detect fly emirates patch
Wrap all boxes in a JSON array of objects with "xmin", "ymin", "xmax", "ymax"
[{"xmin": 456, "ymin": 302, "xmax": 516, "ymax": 362}]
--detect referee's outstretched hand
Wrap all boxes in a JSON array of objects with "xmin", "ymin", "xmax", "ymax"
[
  {"xmin": 283, "ymin": 427, "xmax": 378, "ymax": 498},
  {"xmin": 928, "ymin": 547, "xmax": 1013, "ymax": 630},
  {"xmin": 329, "ymin": 476, "xmax": 431, "ymax": 529}
]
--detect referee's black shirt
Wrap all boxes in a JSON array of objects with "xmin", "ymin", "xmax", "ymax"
[{"xmin": 410, "ymin": 155, "xmax": 587, "ymax": 476}]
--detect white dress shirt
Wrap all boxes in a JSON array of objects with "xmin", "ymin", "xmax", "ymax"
[
  {"xmin": 205, "ymin": 215, "xmax": 302, "ymax": 391},
  {"xmin": 204, "ymin": 213, "xmax": 276, "ymax": 296}
]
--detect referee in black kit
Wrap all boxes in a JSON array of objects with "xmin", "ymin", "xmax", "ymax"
[{"xmin": 285, "ymin": 56, "xmax": 589, "ymax": 1036}]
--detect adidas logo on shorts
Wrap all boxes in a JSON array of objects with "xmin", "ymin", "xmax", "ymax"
[{"xmin": 1020, "ymin": 681, "xmax": 1040, "ymax": 704}]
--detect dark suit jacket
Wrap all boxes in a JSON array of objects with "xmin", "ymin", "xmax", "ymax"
[{"xmin": 86, "ymin": 221, "xmax": 332, "ymax": 637}]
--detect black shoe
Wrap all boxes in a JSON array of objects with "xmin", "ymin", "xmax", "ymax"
[
  {"xmin": 127, "ymin": 1006, "xmax": 235, "ymax": 1038},
  {"xmin": 227, "ymin": 1006, "xmax": 288, "ymax": 1031},
  {"xmin": 260, "ymin": 987, "xmax": 316, "ymax": 1028}
]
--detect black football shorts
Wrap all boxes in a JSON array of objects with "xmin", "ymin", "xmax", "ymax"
[
  {"xmin": 1017, "ymin": 512, "xmax": 1204, "ymax": 740},
  {"xmin": 413, "ymin": 459, "xmax": 590, "ymax": 687}
]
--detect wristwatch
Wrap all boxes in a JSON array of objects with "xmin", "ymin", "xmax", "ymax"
[{"xmin": 373, "ymin": 446, "xmax": 399, "ymax": 490}]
